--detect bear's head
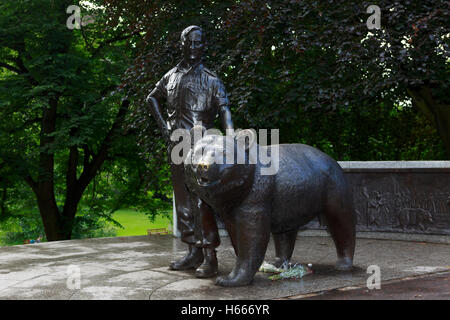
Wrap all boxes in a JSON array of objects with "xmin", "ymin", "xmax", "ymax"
[{"xmin": 184, "ymin": 127, "xmax": 257, "ymax": 208}]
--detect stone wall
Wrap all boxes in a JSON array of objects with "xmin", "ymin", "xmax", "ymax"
[{"xmin": 305, "ymin": 161, "xmax": 450, "ymax": 235}]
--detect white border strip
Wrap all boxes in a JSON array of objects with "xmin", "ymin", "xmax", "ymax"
[{"xmin": 338, "ymin": 161, "xmax": 450, "ymax": 172}]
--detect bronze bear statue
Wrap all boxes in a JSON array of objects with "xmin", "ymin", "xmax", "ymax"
[{"xmin": 184, "ymin": 129, "xmax": 356, "ymax": 287}]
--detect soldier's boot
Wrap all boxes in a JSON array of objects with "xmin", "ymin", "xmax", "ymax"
[
  {"xmin": 169, "ymin": 245, "xmax": 204, "ymax": 270},
  {"xmin": 195, "ymin": 248, "xmax": 218, "ymax": 278}
]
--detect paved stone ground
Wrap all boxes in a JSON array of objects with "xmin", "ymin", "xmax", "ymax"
[
  {"xmin": 0, "ymin": 235, "xmax": 448, "ymax": 300},
  {"xmin": 284, "ymin": 271, "xmax": 450, "ymax": 300}
]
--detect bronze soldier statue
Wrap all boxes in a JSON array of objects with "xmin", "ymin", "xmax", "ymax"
[{"xmin": 146, "ymin": 26, "xmax": 233, "ymax": 278}]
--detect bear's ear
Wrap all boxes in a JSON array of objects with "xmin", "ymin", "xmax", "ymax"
[
  {"xmin": 189, "ymin": 125, "xmax": 206, "ymax": 147},
  {"xmin": 234, "ymin": 129, "xmax": 257, "ymax": 151}
]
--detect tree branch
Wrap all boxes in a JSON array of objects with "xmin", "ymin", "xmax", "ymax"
[
  {"xmin": 66, "ymin": 146, "xmax": 79, "ymax": 191},
  {"xmin": 78, "ymin": 98, "xmax": 130, "ymax": 191},
  {"xmin": 0, "ymin": 62, "xmax": 21, "ymax": 74},
  {"xmin": 0, "ymin": 56, "xmax": 39, "ymax": 86},
  {"xmin": 0, "ymin": 151, "xmax": 38, "ymax": 193},
  {"xmin": 92, "ymin": 31, "xmax": 139, "ymax": 56},
  {"xmin": 82, "ymin": 144, "xmax": 91, "ymax": 170},
  {"xmin": 24, "ymin": 174, "xmax": 38, "ymax": 194}
]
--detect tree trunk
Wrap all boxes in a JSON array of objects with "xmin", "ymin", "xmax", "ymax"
[
  {"xmin": 36, "ymin": 191, "xmax": 70, "ymax": 241},
  {"xmin": 36, "ymin": 96, "xmax": 71, "ymax": 241},
  {"xmin": 407, "ymin": 86, "xmax": 450, "ymax": 158}
]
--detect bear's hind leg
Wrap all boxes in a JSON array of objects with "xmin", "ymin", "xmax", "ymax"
[
  {"xmin": 272, "ymin": 229, "xmax": 298, "ymax": 268},
  {"xmin": 324, "ymin": 193, "xmax": 356, "ymax": 271}
]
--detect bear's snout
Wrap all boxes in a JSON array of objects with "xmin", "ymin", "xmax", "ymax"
[
  {"xmin": 196, "ymin": 161, "xmax": 218, "ymax": 186},
  {"xmin": 197, "ymin": 162, "xmax": 210, "ymax": 182},
  {"xmin": 195, "ymin": 158, "xmax": 221, "ymax": 187},
  {"xmin": 198, "ymin": 162, "xmax": 210, "ymax": 172}
]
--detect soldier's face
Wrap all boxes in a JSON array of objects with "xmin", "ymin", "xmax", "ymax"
[{"xmin": 182, "ymin": 30, "xmax": 205, "ymax": 63}]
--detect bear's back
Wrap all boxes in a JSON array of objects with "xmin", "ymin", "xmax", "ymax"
[
  {"xmin": 268, "ymin": 143, "xmax": 342, "ymax": 182},
  {"xmin": 265, "ymin": 143, "xmax": 345, "ymax": 232}
]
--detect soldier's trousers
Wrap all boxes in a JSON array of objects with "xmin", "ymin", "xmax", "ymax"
[{"xmin": 170, "ymin": 162, "xmax": 220, "ymax": 248}]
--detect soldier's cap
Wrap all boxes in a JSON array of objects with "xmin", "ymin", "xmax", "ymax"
[{"xmin": 181, "ymin": 25, "xmax": 206, "ymax": 44}]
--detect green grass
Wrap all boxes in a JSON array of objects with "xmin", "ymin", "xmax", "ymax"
[
  {"xmin": 111, "ymin": 209, "xmax": 172, "ymax": 236},
  {"xmin": 0, "ymin": 209, "xmax": 172, "ymax": 246}
]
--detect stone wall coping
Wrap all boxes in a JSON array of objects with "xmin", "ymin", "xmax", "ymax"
[{"xmin": 338, "ymin": 161, "xmax": 450, "ymax": 172}]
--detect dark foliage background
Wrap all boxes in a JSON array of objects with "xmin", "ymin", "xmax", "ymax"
[{"xmin": 112, "ymin": 0, "xmax": 448, "ymax": 162}]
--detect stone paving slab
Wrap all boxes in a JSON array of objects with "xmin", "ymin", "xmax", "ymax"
[
  {"xmin": 0, "ymin": 235, "xmax": 448, "ymax": 300},
  {"xmin": 285, "ymin": 270, "xmax": 450, "ymax": 300}
]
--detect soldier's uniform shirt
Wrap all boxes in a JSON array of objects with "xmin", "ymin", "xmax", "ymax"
[
  {"xmin": 153, "ymin": 61, "xmax": 229, "ymax": 132},
  {"xmin": 151, "ymin": 61, "xmax": 227, "ymax": 247}
]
